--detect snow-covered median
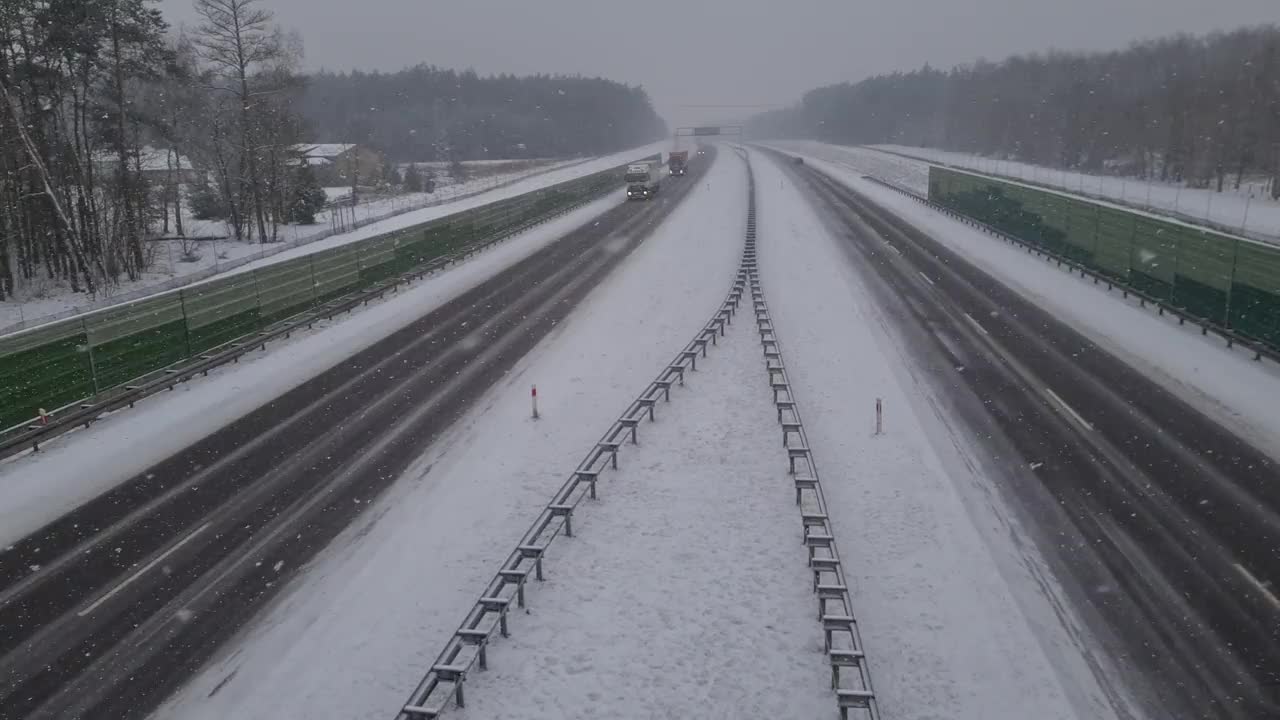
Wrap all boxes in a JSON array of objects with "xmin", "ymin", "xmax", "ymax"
[{"xmin": 455, "ymin": 314, "xmax": 831, "ymax": 719}]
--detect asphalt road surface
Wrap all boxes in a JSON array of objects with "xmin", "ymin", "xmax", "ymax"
[
  {"xmin": 773, "ymin": 150, "xmax": 1280, "ymax": 720},
  {"xmin": 0, "ymin": 148, "xmax": 714, "ymax": 720}
]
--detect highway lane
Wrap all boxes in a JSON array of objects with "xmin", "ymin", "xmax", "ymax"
[
  {"xmin": 0, "ymin": 148, "xmax": 714, "ymax": 720},
  {"xmin": 772, "ymin": 151, "xmax": 1280, "ymax": 720}
]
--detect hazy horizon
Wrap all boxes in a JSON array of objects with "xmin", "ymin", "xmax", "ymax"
[{"xmin": 157, "ymin": 0, "xmax": 1279, "ymax": 131}]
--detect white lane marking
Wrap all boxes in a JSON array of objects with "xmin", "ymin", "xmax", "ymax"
[
  {"xmin": 918, "ymin": 271, "xmax": 935, "ymax": 286},
  {"xmin": 963, "ymin": 312, "xmax": 990, "ymax": 336},
  {"xmin": 1044, "ymin": 388, "xmax": 1094, "ymax": 432},
  {"xmin": 1235, "ymin": 562, "xmax": 1280, "ymax": 610},
  {"xmin": 77, "ymin": 523, "xmax": 211, "ymax": 617}
]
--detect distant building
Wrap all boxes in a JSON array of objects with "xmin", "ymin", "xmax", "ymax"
[
  {"xmin": 93, "ymin": 147, "xmax": 203, "ymax": 186},
  {"xmin": 292, "ymin": 143, "xmax": 384, "ymax": 187}
]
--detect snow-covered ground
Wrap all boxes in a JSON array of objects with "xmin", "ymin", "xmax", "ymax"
[
  {"xmin": 455, "ymin": 315, "xmax": 831, "ymax": 720},
  {"xmin": 149, "ymin": 148, "xmax": 747, "ymax": 720},
  {"xmin": 796, "ymin": 154, "xmax": 1280, "ymax": 459},
  {"xmin": 753, "ymin": 151, "xmax": 1125, "ymax": 720},
  {"xmin": 0, "ymin": 189, "xmax": 627, "ymax": 549},
  {"xmin": 872, "ymin": 143, "xmax": 1280, "ymax": 244},
  {"xmin": 175, "ymin": 160, "xmax": 584, "ymax": 242},
  {"xmin": 0, "ymin": 142, "xmax": 667, "ymax": 335},
  {"xmin": 205, "ymin": 147, "xmax": 653, "ymax": 284}
]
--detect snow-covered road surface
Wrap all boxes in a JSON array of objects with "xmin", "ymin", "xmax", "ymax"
[
  {"xmin": 766, "ymin": 141, "xmax": 930, "ymax": 195},
  {"xmin": 752, "ymin": 151, "xmax": 1121, "ymax": 720},
  {"xmin": 150, "ymin": 148, "xmax": 746, "ymax": 720},
  {"xmin": 0, "ymin": 190, "xmax": 624, "ymax": 548},
  {"xmin": 802, "ymin": 156, "xmax": 1280, "ymax": 461}
]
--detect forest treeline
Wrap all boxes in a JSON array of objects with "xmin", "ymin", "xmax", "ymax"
[
  {"xmin": 0, "ymin": 0, "xmax": 664, "ymax": 301},
  {"xmin": 302, "ymin": 66, "xmax": 666, "ymax": 161},
  {"xmin": 749, "ymin": 25, "xmax": 1280, "ymax": 195}
]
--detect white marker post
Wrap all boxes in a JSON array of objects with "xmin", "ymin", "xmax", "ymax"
[
  {"xmin": 875, "ymin": 398, "xmax": 883, "ymax": 436},
  {"xmin": 531, "ymin": 385, "xmax": 539, "ymax": 420}
]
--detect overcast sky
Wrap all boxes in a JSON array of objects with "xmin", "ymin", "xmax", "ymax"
[{"xmin": 158, "ymin": 0, "xmax": 1278, "ymax": 130}]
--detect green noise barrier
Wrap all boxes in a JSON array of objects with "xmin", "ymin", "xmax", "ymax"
[
  {"xmin": 928, "ymin": 165, "xmax": 1280, "ymax": 355},
  {"xmin": 0, "ymin": 156, "xmax": 650, "ymax": 431}
]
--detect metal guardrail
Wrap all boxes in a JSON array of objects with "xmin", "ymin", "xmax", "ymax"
[
  {"xmin": 856, "ymin": 173, "xmax": 1280, "ymax": 366},
  {"xmin": 734, "ymin": 146, "xmax": 880, "ymax": 720},
  {"xmin": 394, "ymin": 197, "xmax": 754, "ymax": 720},
  {"xmin": 0, "ymin": 192, "xmax": 610, "ymax": 463}
]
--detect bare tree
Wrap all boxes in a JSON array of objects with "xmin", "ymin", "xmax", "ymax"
[{"xmin": 193, "ymin": 0, "xmax": 285, "ymax": 243}]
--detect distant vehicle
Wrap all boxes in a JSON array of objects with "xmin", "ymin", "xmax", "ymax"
[
  {"xmin": 668, "ymin": 150, "xmax": 689, "ymax": 176},
  {"xmin": 697, "ymin": 148, "xmax": 706, "ymax": 156},
  {"xmin": 625, "ymin": 162, "xmax": 661, "ymax": 200}
]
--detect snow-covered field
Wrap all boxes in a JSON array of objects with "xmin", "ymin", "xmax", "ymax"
[
  {"xmin": 0, "ymin": 190, "xmax": 626, "ymax": 548},
  {"xmin": 0, "ymin": 142, "xmax": 667, "ymax": 335},
  {"xmin": 176, "ymin": 159, "xmax": 584, "ymax": 242},
  {"xmin": 753, "ymin": 152, "xmax": 1119, "ymax": 720},
  {"xmin": 873, "ymin": 143, "xmax": 1280, "ymax": 244},
  {"xmin": 797, "ymin": 154, "xmax": 1280, "ymax": 459},
  {"xmin": 149, "ymin": 148, "xmax": 747, "ymax": 720}
]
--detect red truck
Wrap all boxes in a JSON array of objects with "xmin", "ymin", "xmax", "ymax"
[{"xmin": 668, "ymin": 150, "xmax": 689, "ymax": 176}]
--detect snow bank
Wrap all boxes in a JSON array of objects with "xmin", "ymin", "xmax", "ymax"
[{"xmin": 150, "ymin": 149, "xmax": 747, "ymax": 720}]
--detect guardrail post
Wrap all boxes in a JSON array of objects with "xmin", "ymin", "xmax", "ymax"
[
  {"xmin": 249, "ymin": 267, "xmax": 266, "ymax": 332},
  {"xmin": 1224, "ymin": 239, "xmax": 1240, "ymax": 329},
  {"xmin": 178, "ymin": 288, "xmax": 194, "ymax": 358},
  {"xmin": 83, "ymin": 317, "xmax": 101, "ymax": 396},
  {"xmin": 308, "ymin": 253, "xmax": 321, "ymax": 314}
]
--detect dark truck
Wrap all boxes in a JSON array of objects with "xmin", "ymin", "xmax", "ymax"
[
  {"xmin": 625, "ymin": 162, "xmax": 661, "ymax": 200},
  {"xmin": 668, "ymin": 150, "xmax": 689, "ymax": 176}
]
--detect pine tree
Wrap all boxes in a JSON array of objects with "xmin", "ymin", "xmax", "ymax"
[
  {"xmin": 403, "ymin": 163, "xmax": 423, "ymax": 192},
  {"xmin": 287, "ymin": 165, "xmax": 327, "ymax": 224}
]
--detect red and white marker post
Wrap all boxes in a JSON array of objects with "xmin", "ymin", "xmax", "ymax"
[
  {"xmin": 874, "ymin": 398, "xmax": 883, "ymax": 436},
  {"xmin": 531, "ymin": 385, "xmax": 539, "ymax": 420}
]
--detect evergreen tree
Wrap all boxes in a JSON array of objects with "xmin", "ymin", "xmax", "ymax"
[
  {"xmin": 747, "ymin": 25, "xmax": 1280, "ymax": 193},
  {"xmin": 298, "ymin": 66, "xmax": 667, "ymax": 163},
  {"xmin": 190, "ymin": 183, "xmax": 229, "ymax": 220},
  {"xmin": 287, "ymin": 165, "xmax": 327, "ymax": 224},
  {"xmin": 449, "ymin": 158, "xmax": 467, "ymax": 184},
  {"xmin": 403, "ymin": 163, "xmax": 423, "ymax": 192}
]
